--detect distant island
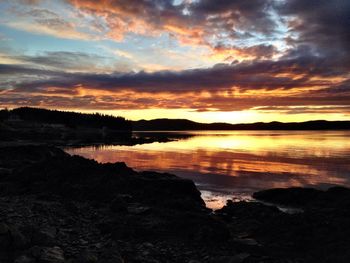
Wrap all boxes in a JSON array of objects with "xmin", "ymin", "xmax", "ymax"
[
  {"xmin": 1, "ymin": 107, "xmax": 349, "ymax": 146},
  {"xmin": 132, "ymin": 118, "xmax": 350, "ymax": 131}
]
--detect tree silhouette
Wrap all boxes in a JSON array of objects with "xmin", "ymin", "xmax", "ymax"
[{"xmin": 2, "ymin": 107, "xmax": 131, "ymax": 131}]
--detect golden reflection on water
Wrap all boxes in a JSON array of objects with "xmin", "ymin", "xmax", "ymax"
[{"xmin": 66, "ymin": 131, "xmax": 350, "ymax": 209}]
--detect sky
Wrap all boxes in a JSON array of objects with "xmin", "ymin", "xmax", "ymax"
[{"xmin": 0, "ymin": 0, "xmax": 349, "ymax": 123}]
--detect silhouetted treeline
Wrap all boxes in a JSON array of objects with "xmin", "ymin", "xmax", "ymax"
[
  {"xmin": 132, "ymin": 119, "xmax": 350, "ymax": 131},
  {"xmin": 2, "ymin": 108, "xmax": 349, "ymax": 131},
  {"xmin": 0, "ymin": 108, "xmax": 10, "ymax": 121},
  {"xmin": 1, "ymin": 107, "xmax": 131, "ymax": 131}
]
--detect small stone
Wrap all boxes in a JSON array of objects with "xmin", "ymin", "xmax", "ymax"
[
  {"xmin": 127, "ymin": 205, "xmax": 151, "ymax": 215},
  {"xmin": 30, "ymin": 246, "xmax": 43, "ymax": 258},
  {"xmin": 31, "ymin": 246, "xmax": 65, "ymax": 263},
  {"xmin": 233, "ymin": 238, "xmax": 259, "ymax": 246},
  {"xmin": 142, "ymin": 242, "xmax": 154, "ymax": 249},
  {"xmin": 80, "ymin": 239, "xmax": 88, "ymax": 245},
  {"xmin": 9, "ymin": 226, "xmax": 28, "ymax": 249},
  {"xmin": 14, "ymin": 255, "xmax": 35, "ymax": 263},
  {"xmin": 109, "ymin": 196, "xmax": 128, "ymax": 213},
  {"xmin": 31, "ymin": 227, "xmax": 56, "ymax": 246},
  {"xmin": 77, "ymin": 251, "xmax": 98, "ymax": 263},
  {"xmin": 99, "ymin": 248, "xmax": 123, "ymax": 263},
  {"xmin": 0, "ymin": 223, "xmax": 10, "ymax": 249},
  {"xmin": 211, "ymin": 253, "xmax": 250, "ymax": 263},
  {"xmin": 230, "ymin": 253, "xmax": 250, "ymax": 263},
  {"xmin": 93, "ymin": 242, "xmax": 103, "ymax": 249},
  {"xmin": 0, "ymin": 223, "xmax": 9, "ymax": 235}
]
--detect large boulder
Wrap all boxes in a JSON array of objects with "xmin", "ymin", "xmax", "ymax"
[{"xmin": 253, "ymin": 186, "xmax": 350, "ymax": 208}]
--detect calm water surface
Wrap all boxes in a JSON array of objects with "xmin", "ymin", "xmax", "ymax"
[{"xmin": 66, "ymin": 131, "xmax": 350, "ymax": 209}]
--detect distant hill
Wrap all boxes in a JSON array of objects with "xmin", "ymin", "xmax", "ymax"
[
  {"xmin": 132, "ymin": 119, "xmax": 350, "ymax": 131},
  {"xmin": 0, "ymin": 107, "xmax": 131, "ymax": 131}
]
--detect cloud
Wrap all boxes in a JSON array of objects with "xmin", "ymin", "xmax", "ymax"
[
  {"xmin": 0, "ymin": 33, "xmax": 11, "ymax": 41},
  {"xmin": 255, "ymin": 106, "xmax": 350, "ymax": 115},
  {"xmin": 65, "ymin": 0, "xmax": 279, "ymax": 58},
  {"xmin": 62, "ymin": 0, "xmax": 350, "ymax": 64},
  {"xmin": 1, "ymin": 50, "xmax": 349, "ymax": 112},
  {"xmin": 4, "ymin": 0, "xmax": 350, "ymax": 63},
  {"xmin": 3, "ymin": 4, "xmax": 98, "ymax": 41},
  {"xmin": 189, "ymin": 0, "xmax": 276, "ymax": 34},
  {"xmin": 1, "ymin": 53, "xmax": 340, "ymax": 93},
  {"xmin": 277, "ymin": 0, "xmax": 350, "ymax": 62},
  {"xmin": 215, "ymin": 44, "xmax": 277, "ymax": 60},
  {"xmin": 0, "ymin": 50, "xmax": 138, "ymax": 73},
  {"xmin": 7, "ymin": 19, "xmax": 93, "ymax": 41},
  {"xmin": 16, "ymin": 0, "xmax": 42, "ymax": 4}
]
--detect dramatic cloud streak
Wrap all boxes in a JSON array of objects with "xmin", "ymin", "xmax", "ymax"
[{"xmin": 1, "ymin": 54, "xmax": 349, "ymax": 112}]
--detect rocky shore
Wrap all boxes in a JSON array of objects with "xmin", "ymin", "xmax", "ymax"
[{"xmin": 1, "ymin": 145, "xmax": 350, "ymax": 262}]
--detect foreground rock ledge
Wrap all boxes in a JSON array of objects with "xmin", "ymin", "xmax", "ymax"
[{"xmin": 1, "ymin": 145, "xmax": 350, "ymax": 263}]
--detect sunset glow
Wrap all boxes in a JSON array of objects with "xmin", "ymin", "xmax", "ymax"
[{"xmin": 1, "ymin": 0, "xmax": 349, "ymax": 123}]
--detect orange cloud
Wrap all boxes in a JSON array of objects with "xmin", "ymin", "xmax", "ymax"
[{"xmin": 66, "ymin": 0, "xmax": 277, "ymax": 60}]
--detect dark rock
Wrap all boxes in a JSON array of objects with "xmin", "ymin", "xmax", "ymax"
[
  {"xmin": 232, "ymin": 238, "xmax": 259, "ymax": 246},
  {"xmin": 0, "ymin": 223, "xmax": 28, "ymax": 250},
  {"xmin": 4, "ymin": 145, "xmax": 350, "ymax": 263},
  {"xmin": 7, "ymin": 145, "xmax": 204, "ymax": 212},
  {"xmin": 30, "ymin": 246, "xmax": 65, "ymax": 263},
  {"xmin": 75, "ymin": 251, "xmax": 98, "ymax": 263},
  {"xmin": 216, "ymin": 201, "xmax": 281, "ymax": 220},
  {"xmin": 253, "ymin": 186, "xmax": 350, "ymax": 210},
  {"xmin": 194, "ymin": 220, "xmax": 230, "ymax": 243},
  {"xmin": 63, "ymin": 201, "xmax": 79, "ymax": 214},
  {"xmin": 127, "ymin": 204, "xmax": 151, "ymax": 215},
  {"xmin": 253, "ymin": 187, "xmax": 322, "ymax": 207},
  {"xmin": 210, "ymin": 253, "xmax": 250, "ymax": 263},
  {"xmin": 9, "ymin": 226, "xmax": 28, "ymax": 249},
  {"xmin": 14, "ymin": 255, "xmax": 35, "ymax": 263},
  {"xmin": 109, "ymin": 196, "xmax": 128, "ymax": 213},
  {"xmin": 98, "ymin": 248, "xmax": 123, "ymax": 263},
  {"xmin": 0, "ymin": 223, "xmax": 11, "ymax": 249},
  {"xmin": 23, "ymin": 226, "xmax": 57, "ymax": 246},
  {"xmin": 215, "ymin": 187, "xmax": 350, "ymax": 262},
  {"xmin": 0, "ymin": 145, "xmax": 68, "ymax": 169}
]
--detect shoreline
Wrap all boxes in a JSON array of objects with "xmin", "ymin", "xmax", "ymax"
[{"xmin": 1, "ymin": 144, "xmax": 350, "ymax": 262}]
